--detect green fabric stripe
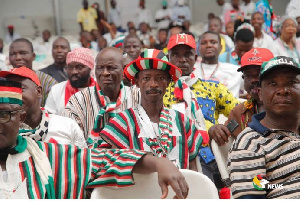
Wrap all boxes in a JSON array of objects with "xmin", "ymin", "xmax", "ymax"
[
  {"xmin": 67, "ymin": 145, "xmax": 72, "ymax": 199},
  {"xmin": 57, "ymin": 144, "xmax": 63, "ymax": 199},
  {"xmin": 126, "ymin": 110, "xmax": 140, "ymax": 149},
  {"xmin": 34, "ymin": 166, "xmax": 45, "ymax": 198},
  {"xmin": 0, "ymin": 97, "xmax": 22, "ymax": 105},
  {"xmin": 76, "ymin": 147, "xmax": 82, "ymax": 198},
  {"xmin": 84, "ymin": 149, "xmax": 91, "ymax": 193},
  {"xmin": 24, "ymin": 161, "xmax": 35, "ymax": 199},
  {"xmin": 161, "ymin": 61, "xmax": 167, "ymax": 71}
]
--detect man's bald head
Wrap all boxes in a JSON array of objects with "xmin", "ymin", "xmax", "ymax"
[
  {"xmin": 95, "ymin": 47, "xmax": 124, "ymax": 100},
  {"xmin": 96, "ymin": 47, "xmax": 124, "ymax": 66}
]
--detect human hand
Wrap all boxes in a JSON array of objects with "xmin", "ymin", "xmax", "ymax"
[
  {"xmin": 156, "ymin": 158, "xmax": 189, "ymax": 199},
  {"xmin": 208, "ymin": 124, "xmax": 231, "ymax": 146}
]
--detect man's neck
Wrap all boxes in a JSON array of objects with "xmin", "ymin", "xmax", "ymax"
[
  {"xmin": 103, "ymin": 86, "xmax": 120, "ymax": 102},
  {"xmin": 54, "ymin": 62, "xmax": 66, "ymax": 69},
  {"xmin": 141, "ymin": 101, "xmax": 163, "ymax": 123},
  {"xmin": 202, "ymin": 58, "xmax": 218, "ymax": 65},
  {"xmin": 255, "ymin": 29, "xmax": 263, "ymax": 38},
  {"xmin": 25, "ymin": 108, "xmax": 43, "ymax": 129},
  {"xmin": 261, "ymin": 113, "xmax": 299, "ymax": 134}
]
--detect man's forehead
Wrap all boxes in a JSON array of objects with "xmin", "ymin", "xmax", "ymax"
[
  {"xmin": 10, "ymin": 42, "xmax": 31, "ymax": 50},
  {"xmin": 0, "ymin": 103, "xmax": 20, "ymax": 111}
]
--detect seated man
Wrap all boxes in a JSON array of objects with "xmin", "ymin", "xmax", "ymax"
[
  {"xmin": 209, "ymin": 48, "xmax": 274, "ymax": 146},
  {"xmin": 40, "ymin": 37, "xmax": 70, "ymax": 83},
  {"xmin": 62, "ymin": 47, "xmax": 139, "ymax": 146},
  {"xmin": 164, "ymin": 33, "xmax": 239, "ymax": 187},
  {"xmin": 100, "ymin": 49, "xmax": 208, "ymax": 171},
  {"xmin": 228, "ymin": 56, "xmax": 300, "ymax": 199},
  {"xmin": 45, "ymin": 47, "xmax": 96, "ymax": 115},
  {"xmin": 0, "ymin": 78, "xmax": 189, "ymax": 199},
  {"xmin": 9, "ymin": 38, "xmax": 57, "ymax": 107},
  {"xmin": 0, "ymin": 67, "xmax": 86, "ymax": 148}
]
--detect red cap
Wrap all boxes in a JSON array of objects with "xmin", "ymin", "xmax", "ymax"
[
  {"xmin": 0, "ymin": 67, "xmax": 41, "ymax": 86},
  {"xmin": 7, "ymin": 25, "xmax": 14, "ymax": 29},
  {"xmin": 167, "ymin": 33, "xmax": 196, "ymax": 50},
  {"xmin": 238, "ymin": 48, "xmax": 274, "ymax": 71}
]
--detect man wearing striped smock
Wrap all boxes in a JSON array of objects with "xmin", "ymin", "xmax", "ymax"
[
  {"xmin": 62, "ymin": 47, "xmax": 140, "ymax": 148},
  {"xmin": 100, "ymin": 49, "xmax": 208, "ymax": 171},
  {"xmin": 228, "ymin": 56, "xmax": 300, "ymax": 199},
  {"xmin": 0, "ymin": 79, "xmax": 189, "ymax": 199}
]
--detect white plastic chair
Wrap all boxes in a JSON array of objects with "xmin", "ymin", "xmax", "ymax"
[
  {"xmin": 211, "ymin": 136, "xmax": 234, "ymax": 186},
  {"xmin": 91, "ymin": 169, "xmax": 219, "ymax": 199}
]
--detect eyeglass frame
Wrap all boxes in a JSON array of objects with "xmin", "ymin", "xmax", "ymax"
[{"xmin": 0, "ymin": 110, "xmax": 23, "ymax": 124}]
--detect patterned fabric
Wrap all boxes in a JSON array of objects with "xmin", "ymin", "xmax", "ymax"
[
  {"xmin": 89, "ymin": 82, "xmax": 127, "ymax": 147},
  {"xmin": 173, "ymin": 73, "xmax": 207, "ymax": 131},
  {"xmin": 164, "ymin": 70, "xmax": 239, "ymax": 131},
  {"xmin": 100, "ymin": 106, "xmax": 204, "ymax": 169},
  {"xmin": 228, "ymin": 112, "xmax": 300, "ymax": 199},
  {"xmin": 0, "ymin": 80, "xmax": 22, "ymax": 105},
  {"xmin": 255, "ymin": 0, "xmax": 277, "ymax": 39},
  {"xmin": 64, "ymin": 78, "xmax": 96, "ymax": 105},
  {"xmin": 0, "ymin": 135, "xmax": 146, "ymax": 199},
  {"xmin": 124, "ymin": 49, "xmax": 182, "ymax": 84},
  {"xmin": 66, "ymin": 47, "xmax": 95, "ymax": 70},
  {"xmin": 62, "ymin": 85, "xmax": 139, "ymax": 142},
  {"xmin": 19, "ymin": 107, "xmax": 49, "ymax": 141},
  {"xmin": 36, "ymin": 71, "xmax": 58, "ymax": 107}
]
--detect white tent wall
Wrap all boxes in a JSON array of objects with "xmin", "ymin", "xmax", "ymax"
[{"xmin": 0, "ymin": 0, "xmax": 290, "ymax": 40}]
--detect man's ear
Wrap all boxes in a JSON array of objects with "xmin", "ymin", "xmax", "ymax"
[
  {"xmin": 32, "ymin": 53, "xmax": 36, "ymax": 61},
  {"xmin": 258, "ymin": 87, "xmax": 263, "ymax": 102},
  {"xmin": 19, "ymin": 110, "xmax": 27, "ymax": 126},
  {"xmin": 37, "ymin": 86, "xmax": 43, "ymax": 98},
  {"xmin": 135, "ymin": 77, "xmax": 140, "ymax": 88}
]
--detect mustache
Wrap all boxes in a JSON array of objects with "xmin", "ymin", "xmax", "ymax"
[{"xmin": 146, "ymin": 89, "xmax": 162, "ymax": 94}]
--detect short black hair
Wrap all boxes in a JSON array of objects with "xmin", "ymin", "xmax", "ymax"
[
  {"xmin": 11, "ymin": 38, "xmax": 34, "ymax": 53},
  {"xmin": 235, "ymin": 29, "xmax": 254, "ymax": 43},
  {"xmin": 123, "ymin": 34, "xmax": 141, "ymax": 46},
  {"xmin": 158, "ymin": 28, "xmax": 168, "ymax": 34},
  {"xmin": 199, "ymin": 31, "xmax": 221, "ymax": 44}
]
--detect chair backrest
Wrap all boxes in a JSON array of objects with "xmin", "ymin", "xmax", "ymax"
[
  {"xmin": 211, "ymin": 136, "xmax": 234, "ymax": 182},
  {"xmin": 90, "ymin": 169, "xmax": 219, "ymax": 199}
]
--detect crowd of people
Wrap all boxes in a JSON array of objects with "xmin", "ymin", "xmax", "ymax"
[{"xmin": 0, "ymin": 0, "xmax": 300, "ymax": 199}]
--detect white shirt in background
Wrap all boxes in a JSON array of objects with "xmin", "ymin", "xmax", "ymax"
[
  {"xmin": 136, "ymin": 8, "xmax": 154, "ymax": 27},
  {"xmin": 155, "ymin": 8, "xmax": 172, "ymax": 29},
  {"xmin": 241, "ymin": 1, "xmax": 255, "ymax": 20},
  {"xmin": 171, "ymin": 5, "xmax": 191, "ymax": 22},
  {"xmin": 253, "ymin": 32, "xmax": 273, "ymax": 49},
  {"xmin": 269, "ymin": 38, "xmax": 300, "ymax": 63},
  {"xmin": 45, "ymin": 81, "xmax": 68, "ymax": 115},
  {"xmin": 285, "ymin": 0, "xmax": 300, "ymax": 18},
  {"xmin": 108, "ymin": 8, "xmax": 121, "ymax": 27},
  {"xmin": 194, "ymin": 61, "xmax": 243, "ymax": 98}
]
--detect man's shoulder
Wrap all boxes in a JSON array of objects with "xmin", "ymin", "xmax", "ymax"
[
  {"xmin": 36, "ymin": 71, "xmax": 57, "ymax": 83},
  {"xmin": 231, "ymin": 127, "xmax": 262, "ymax": 150},
  {"xmin": 52, "ymin": 80, "xmax": 67, "ymax": 89}
]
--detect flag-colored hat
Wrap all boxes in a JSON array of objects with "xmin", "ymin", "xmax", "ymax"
[
  {"xmin": 167, "ymin": 33, "xmax": 196, "ymax": 50},
  {"xmin": 124, "ymin": 49, "xmax": 182, "ymax": 84},
  {"xmin": 0, "ymin": 67, "xmax": 41, "ymax": 86},
  {"xmin": 0, "ymin": 79, "xmax": 22, "ymax": 106},
  {"xmin": 238, "ymin": 48, "xmax": 274, "ymax": 72},
  {"xmin": 260, "ymin": 56, "xmax": 300, "ymax": 82},
  {"xmin": 66, "ymin": 47, "xmax": 94, "ymax": 69}
]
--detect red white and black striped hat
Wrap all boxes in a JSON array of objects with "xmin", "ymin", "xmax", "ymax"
[{"xmin": 124, "ymin": 49, "xmax": 182, "ymax": 84}]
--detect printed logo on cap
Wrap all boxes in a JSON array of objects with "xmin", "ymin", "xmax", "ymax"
[{"xmin": 264, "ymin": 57, "xmax": 295, "ymax": 72}]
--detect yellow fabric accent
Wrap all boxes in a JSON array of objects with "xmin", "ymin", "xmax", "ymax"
[
  {"xmin": 220, "ymin": 35, "xmax": 226, "ymax": 54},
  {"xmin": 77, "ymin": 7, "xmax": 98, "ymax": 32},
  {"xmin": 163, "ymin": 80, "xmax": 239, "ymax": 131}
]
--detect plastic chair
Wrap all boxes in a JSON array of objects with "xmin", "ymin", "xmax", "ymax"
[
  {"xmin": 90, "ymin": 169, "xmax": 219, "ymax": 199},
  {"xmin": 211, "ymin": 136, "xmax": 234, "ymax": 186}
]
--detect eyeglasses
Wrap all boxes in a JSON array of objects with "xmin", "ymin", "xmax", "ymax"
[{"xmin": 0, "ymin": 110, "xmax": 22, "ymax": 124}]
